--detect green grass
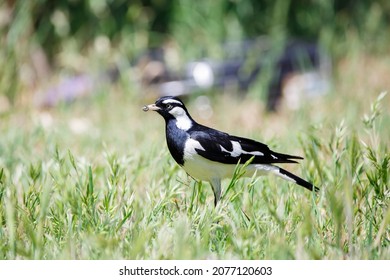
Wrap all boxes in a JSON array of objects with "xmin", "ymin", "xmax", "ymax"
[
  {"xmin": 0, "ymin": 76, "xmax": 389, "ymax": 259},
  {"xmin": 1, "ymin": 0, "xmax": 389, "ymax": 261}
]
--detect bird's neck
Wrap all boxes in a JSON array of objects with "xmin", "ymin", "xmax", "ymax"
[
  {"xmin": 173, "ymin": 113, "xmax": 193, "ymax": 131},
  {"xmin": 165, "ymin": 120, "xmax": 188, "ymax": 165}
]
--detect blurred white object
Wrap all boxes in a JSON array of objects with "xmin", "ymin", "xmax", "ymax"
[
  {"xmin": 191, "ymin": 62, "xmax": 214, "ymax": 89},
  {"xmin": 284, "ymin": 70, "xmax": 330, "ymax": 110}
]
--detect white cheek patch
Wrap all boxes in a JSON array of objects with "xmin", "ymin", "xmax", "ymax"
[
  {"xmin": 168, "ymin": 107, "xmax": 184, "ymax": 116},
  {"xmin": 169, "ymin": 107, "xmax": 192, "ymax": 130},
  {"xmin": 162, "ymin": 99, "xmax": 183, "ymax": 105},
  {"xmin": 220, "ymin": 141, "xmax": 264, "ymax": 157}
]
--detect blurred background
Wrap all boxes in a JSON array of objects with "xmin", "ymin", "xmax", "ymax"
[
  {"xmin": 0, "ymin": 0, "xmax": 389, "ymax": 260},
  {"xmin": 1, "ymin": 0, "xmax": 389, "ymax": 113},
  {"xmin": 1, "ymin": 0, "xmax": 390, "ymax": 159}
]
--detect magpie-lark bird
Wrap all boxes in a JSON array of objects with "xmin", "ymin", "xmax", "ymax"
[{"xmin": 143, "ymin": 96, "xmax": 318, "ymax": 205}]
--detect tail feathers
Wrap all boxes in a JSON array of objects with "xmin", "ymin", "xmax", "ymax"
[
  {"xmin": 277, "ymin": 167, "xmax": 319, "ymax": 192},
  {"xmin": 272, "ymin": 152, "xmax": 304, "ymax": 164}
]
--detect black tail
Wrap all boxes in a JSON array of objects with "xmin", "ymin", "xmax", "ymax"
[
  {"xmin": 279, "ymin": 168, "xmax": 319, "ymax": 192},
  {"xmin": 272, "ymin": 152, "xmax": 304, "ymax": 164}
]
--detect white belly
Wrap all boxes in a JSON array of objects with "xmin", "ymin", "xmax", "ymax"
[
  {"xmin": 183, "ymin": 152, "xmax": 279, "ymax": 182},
  {"xmin": 182, "ymin": 154, "xmax": 235, "ymax": 181},
  {"xmin": 182, "ymin": 137, "xmax": 281, "ymax": 182}
]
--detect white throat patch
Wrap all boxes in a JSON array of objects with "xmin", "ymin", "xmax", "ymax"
[{"xmin": 169, "ymin": 107, "xmax": 193, "ymax": 130}]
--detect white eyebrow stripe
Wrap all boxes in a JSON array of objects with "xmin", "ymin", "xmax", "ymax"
[
  {"xmin": 162, "ymin": 99, "xmax": 183, "ymax": 105},
  {"xmin": 220, "ymin": 141, "xmax": 264, "ymax": 157}
]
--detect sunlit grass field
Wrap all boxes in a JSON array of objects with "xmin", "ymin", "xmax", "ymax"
[{"xmin": 0, "ymin": 52, "xmax": 389, "ymax": 260}]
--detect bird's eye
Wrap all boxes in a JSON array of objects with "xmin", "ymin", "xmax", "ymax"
[{"xmin": 165, "ymin": 104, "xmax": 173, "ymax": 110}]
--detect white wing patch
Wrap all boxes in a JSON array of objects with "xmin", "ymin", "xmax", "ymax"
[
  {"xmin": 220, "ymin": 140, "xmax": 264, "ymax": 157},
  {"xmin": 184, "ymin": 138, "xmax": 205, "ymax": 160},
  {"xmin": 162, "ymin": 99, "xmax": 183, "ymax": 105}
]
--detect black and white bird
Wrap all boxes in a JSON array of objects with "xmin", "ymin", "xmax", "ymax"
[{"xmin": 143, "ymin": 96, "xmax": 318, "ymax": 205}]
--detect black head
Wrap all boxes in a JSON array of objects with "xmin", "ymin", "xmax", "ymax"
[{"xmin": 143, "ymin": 96, "xmax": 192, "ymax": 121}]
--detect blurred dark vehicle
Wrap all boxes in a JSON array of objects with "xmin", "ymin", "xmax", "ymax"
[
  {"xmin": 140, "ymin": 38, "xmax": 331, "ymax": 111},
  {"xmin": 38, "ymin": 38, "xmax": 330, "ymax": 111}
]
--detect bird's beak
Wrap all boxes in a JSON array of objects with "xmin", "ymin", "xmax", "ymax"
[{"xmin": 142, "ymin": 103, "xmax": 160, "ymax": 112}]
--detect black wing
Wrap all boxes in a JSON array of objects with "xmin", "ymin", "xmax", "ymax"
[{"xmin": 189, "ymin": 126, "xmax": 303, "ymax": 165}]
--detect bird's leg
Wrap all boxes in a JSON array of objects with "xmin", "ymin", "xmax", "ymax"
[{"xmin": 210, "ymin": 178, "xmax": 222, "ymax": 206}]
